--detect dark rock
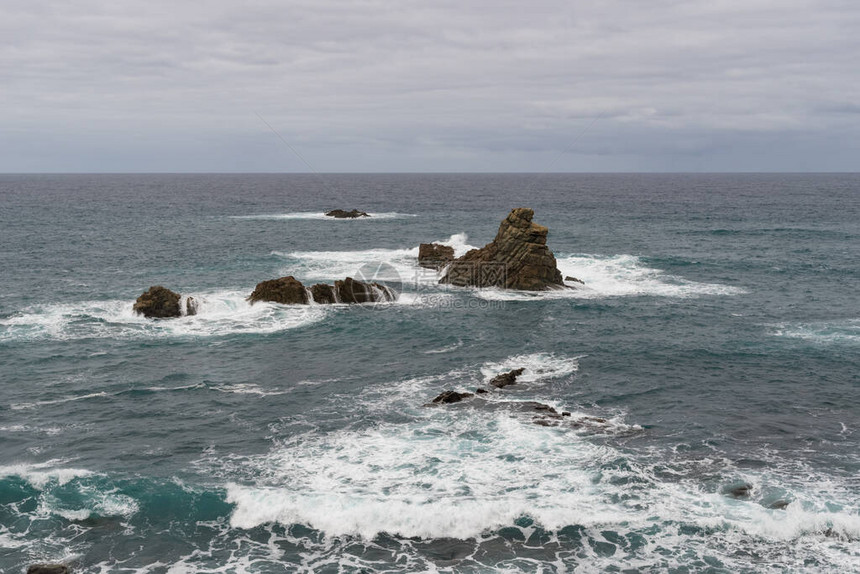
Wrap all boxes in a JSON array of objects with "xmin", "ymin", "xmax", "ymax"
[
  {"xmin": 185, "ymin": 296, "xmax": 198, "ymax": 316},
  {"xmin": 726, "ymin": 483, "xmax": 753, "ymax": 498},
  {"xmin": 768, "ymin": 499, "xmax": 790, "ymax": 510},
  {"xmin": 27, "ymin": 565, "xmax": 69, "ymax": 574},
  {"xmin": 475, "ymin": 388, "xmax": 488, "ymax": 394},
  {"xmin": 489, "ymin": 367, "xmax": 525, "ymax": 389},
  {"xmin": 325, "ymin": 209, "xmax": 370, "ymax": 218},
  {"xmin": 133, "ymin": 286, "xmax": 182, "ymax": 318},
  {"xmin": 248, "ymin": 276, "xmax": 309, "ymax": 305},
  {"xmin": 440, "ymin": 208, "xmax": 564, "ymax": 290},
  {"xmin": 564, "ymin": 276, "xmax": 585, "ymax": 285},
  {"xmin": 562, "ymin": 411, "xmax": 571, "ymax": 416},
  {"xmin": 429, "ymin": 390, "xmax": 474, "ymax": 404},
  {"xmin": 310, "ymin": 283, "xmax": 336, "ymax": 304},
  {"xmin": 334, "ymin": 277, "xmax": 395, "ymax": 304},
  {"xmin": 418, "ymin": 243, "xmax": 455, "ymax": 269}
]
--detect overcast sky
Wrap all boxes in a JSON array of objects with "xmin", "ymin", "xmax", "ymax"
[{"xmin": 2, "ymin": 0, "xmax": 859, "ymax": 172}]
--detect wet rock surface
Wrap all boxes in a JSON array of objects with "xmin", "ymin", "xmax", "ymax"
[
  {"xmin": 27, "ymin": 565, "xmax": 70, "ymax": 574},
  {"xmin": 133, "ymin": 286, "xmax": 182, "ymax": 318},
  {"xmin": 248, "ymin": 276, "xmax": 309, "ymax": 305},
  {"xmin": 489, "ymin": 367, "xmax": 525, "ymax": 388},
  {"xmin": 418, "ymin": 243, "xmax": 455, "ymax": 269},
  {"xmin": 440, "ymin": 208, "xmax": 564, "ymax": 291},
  {"xmin": 325, "ymin": 209, "xmax": 370, "ymax": 218},
  {"xmin": 310, "ymin": 283, "xmax": 336, "ymax": 304}
]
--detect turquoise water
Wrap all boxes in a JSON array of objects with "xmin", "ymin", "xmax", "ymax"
[{"xmin": 0, "ymin": 173, "xmax": 858, "ymax": 572}]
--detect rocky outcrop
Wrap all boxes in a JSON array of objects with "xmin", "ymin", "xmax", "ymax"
[
  {"xmin": 310, "ymin": 283, "xmax": 336, "ymax": 304},
  {"xmin": 248, "ymin": 276, "xmax": 395, "ymax": 305},
  {"xmin": 564, "ymin": 276, "xmax": 585, "ymax": 285},
  {"xmin": 325, "ymin": 209, "xmax": 370, "ymax": 218},
  {"xmin": 334, "ymin": 277, "xmax": 395, "ymax": 304},
  {"xmin": 133, "ymin": 286, "xmax": 182, "ymax": 318},
  {"xmin": 247, "ymin": 276, "xmax": 309, "ymax": 305},
  {"xmin": 27, "ymin": 565, "xmax": 70, "ymax": 574},
  {"xmin": 440, "ymin": 208, "xmax": 564, "ymax": 291},
  {"xmin": 185, "ymin": 297, "xmax": 198, "ymax": 316},
  {"xmin": 429, "ymin": 390, "xmax": 474, "ymax": 404},
  {"xmin": 418, "ymin": 243, "xmax": 455, "ymax": 269},
  {"xmin": 489, "ymin": 368, "xmax": 525, "ymax": 389}
]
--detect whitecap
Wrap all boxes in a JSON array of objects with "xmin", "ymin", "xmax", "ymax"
[
  {"xmin": 229, "ymin": 212, "xmax": 416, "ymax": 221},
  {"xmin": 770, "ymin": 319, "xmax": 860, "ymax": 345},
  {"xmin": 0, "ymin": 290, "xmax": 328, "ymax": 342},
  {"xmin": 474, "ymin": 253, "xmax": 745, "ymax": 301}
]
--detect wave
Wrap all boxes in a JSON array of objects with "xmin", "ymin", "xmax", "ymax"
[
  {"xmin": 278, "ymin": 236, "xmax": 742, "ymax": 302},
  {"xmin": 0, "ymin": 290, "xmax": 328, "ymax": 342},
  {"xmin": 771, "ymin": 319, "xmax": 860, "ymax": 345},
  {"xmin": 277, "ymin": 233, "xmax": 476, "ymax": 287},
  {"xmin": 229, "ymin": 212, "xmax": 416, "ymax": 221},
  {"xmin": 476, "ymin": 254, "xmax": 745, "ymax": 301}
]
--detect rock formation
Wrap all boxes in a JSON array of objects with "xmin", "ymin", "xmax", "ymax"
[
  {"xmin": 133, "ymin": 286, "xmax": 182, "ymax": 318},
  {"xmin": 489, "ymin": 367, "xmax": 525, "ymax": 389},
  {"xmin": 429, "ymin": 390, "xmax": 474, "ymax": 404},
  {"xmin": 418, "ymin": 243, "xmax": 455, "ymax": 269},
  {"xmin": 310, "ymin": 283, "xmax": 336, "ymax": 304},
  {"xmin": 325, "ymin": 209, "xmax": 370, "ymax": 218},
  {"xmin": 27, "ymin": 565, "xmax": 69, "ymax": 574},
  {"xmin": 334, "ymin": 277, "xmax": 395, "ymax": 304},
  {"xmin": 248, "ymin": 276, "xmax": 395, "ymax": 305},
  {"xmin": 247, "ymin": 276, "xmax": 309, "ymax": 305},
  {"xmin": 439, "ymin": 208, "xmax": 564, "ymax": 290},
  {"xmin": 185, "ymin": 296, "xmax": 198, "ymax": 316}
]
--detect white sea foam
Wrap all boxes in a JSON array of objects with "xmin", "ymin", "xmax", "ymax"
[
  {"xmin": 223, "ymin": 409, "xmax": 860, "ymax": 552},
  {"xmin": 230, "ymin": 212, "xmax": 416, "ymax": 221},
  {"xmin": 278, "ymin": 233, "xmax": 476, "ymax": 287},
  {"xmin": 475, "ymin": 254, "xmax": 745, "ymax": 301},
  {"xmin": 0, "ymin": 290, "xmax": 328, "ymax": 342},
  {"xmin": 771, "ymin": 319, "xmax": 860, "ymax": 345},
  {"xmin": 0, "ymin": 460, "xmax": 94, "ymax": 489},
  {"xmin": 479, "ymin": 352, "xmax": 580, "ymax": 385}
]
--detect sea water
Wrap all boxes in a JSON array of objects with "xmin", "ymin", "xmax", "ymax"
[{"xmin": 0, "ymin": 173, "xmax": 858, "ymax": 572}]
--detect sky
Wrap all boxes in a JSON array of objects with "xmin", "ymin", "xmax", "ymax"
[{"xmin": 2, "ymin": 0, "xmax": 859, "ymax": 173}]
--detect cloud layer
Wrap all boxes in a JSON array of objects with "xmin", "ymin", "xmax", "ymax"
[{"xmin": 2, "ymin": 0, "xmax": 859, "ymax": 172}]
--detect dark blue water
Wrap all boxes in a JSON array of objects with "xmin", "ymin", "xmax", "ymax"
[{"xmin": 1, "ymin": 174, "xmax": 858, "ymax": 573}]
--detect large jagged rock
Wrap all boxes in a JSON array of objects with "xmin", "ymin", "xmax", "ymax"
[
  {"xmin": 133, "ymin": 286, "xmax": 182, "ymax": 318},
  {"xmin": 325, "ymin": 209, "xmax": 370, "ymax": 218},
  {"xmin": 310, "ymin": 283, "xmax": 336, "ymax": 304},
  {"xmin": 439, "ymin": 208, "xmax": 564, "ymax": 291},
  {"xmin": 334, "ymin": 277, "xmax": 395, "ymax": 304},
  {"xmin": 418, "ymin": 243, "xmax": 455, "ymax": 269},
  {"xmin": 248, "ymin": 276, "xmax": 309, "ymax": 305}
]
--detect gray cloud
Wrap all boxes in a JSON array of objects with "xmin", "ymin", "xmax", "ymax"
[{"xmin": 1, "ymin": 0, "xmax": 859, "ymax": 171}]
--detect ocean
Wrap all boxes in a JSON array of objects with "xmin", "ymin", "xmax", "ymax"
[{"xmin": 0, "ymin": 173, "xmax": 858, "ymax": 573}]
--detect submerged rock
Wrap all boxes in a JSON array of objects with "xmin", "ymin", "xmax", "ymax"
[
  {"xmin": 429, "ymin": 390, "xmax": 475, "ymax": 404},
  {"xmin": 248, "ymin": 276, "xmax": 309, "ymax": 305},
  {"xmin": 133, "ymin": 286, "xmax": 182, "ymax": 318},
  {"xmin": 768, "ymin": 499, "xmax": 790, "ymax": 510},
  {"xmin": 185, "ymin": 296, "xmax": 198, "ymax": 316},
  {"xmin": 725, "ymin": 483, "xmax": 753, "ymax": 499},
  {"xmin": 27, "ymin": 565, "xmax": 70, "ymax": 574},
  {"xmin": 489, "ymin": 367, "xmax": 525, "ymax": 389},
  {"xmin": 418, "ymin": 243, "xmax": 455, "ymax": 269},
  {"xmin": 564, "ymin": 276, "xmax": 585, "ymax": 285},
  {"xmin": 325, "ymin": 209, "xmax": 370, "ymax": 218},
  {"xmin": 310, "ymin": 283, "xmax": 336, "ymax": 304},
  {"xmin": 334, "ymin": 277, "xmax": 395, "ymax": 304},
  {"xmin": 440, "ymin": 208, "xmax": 564, "ymax": 290}
]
